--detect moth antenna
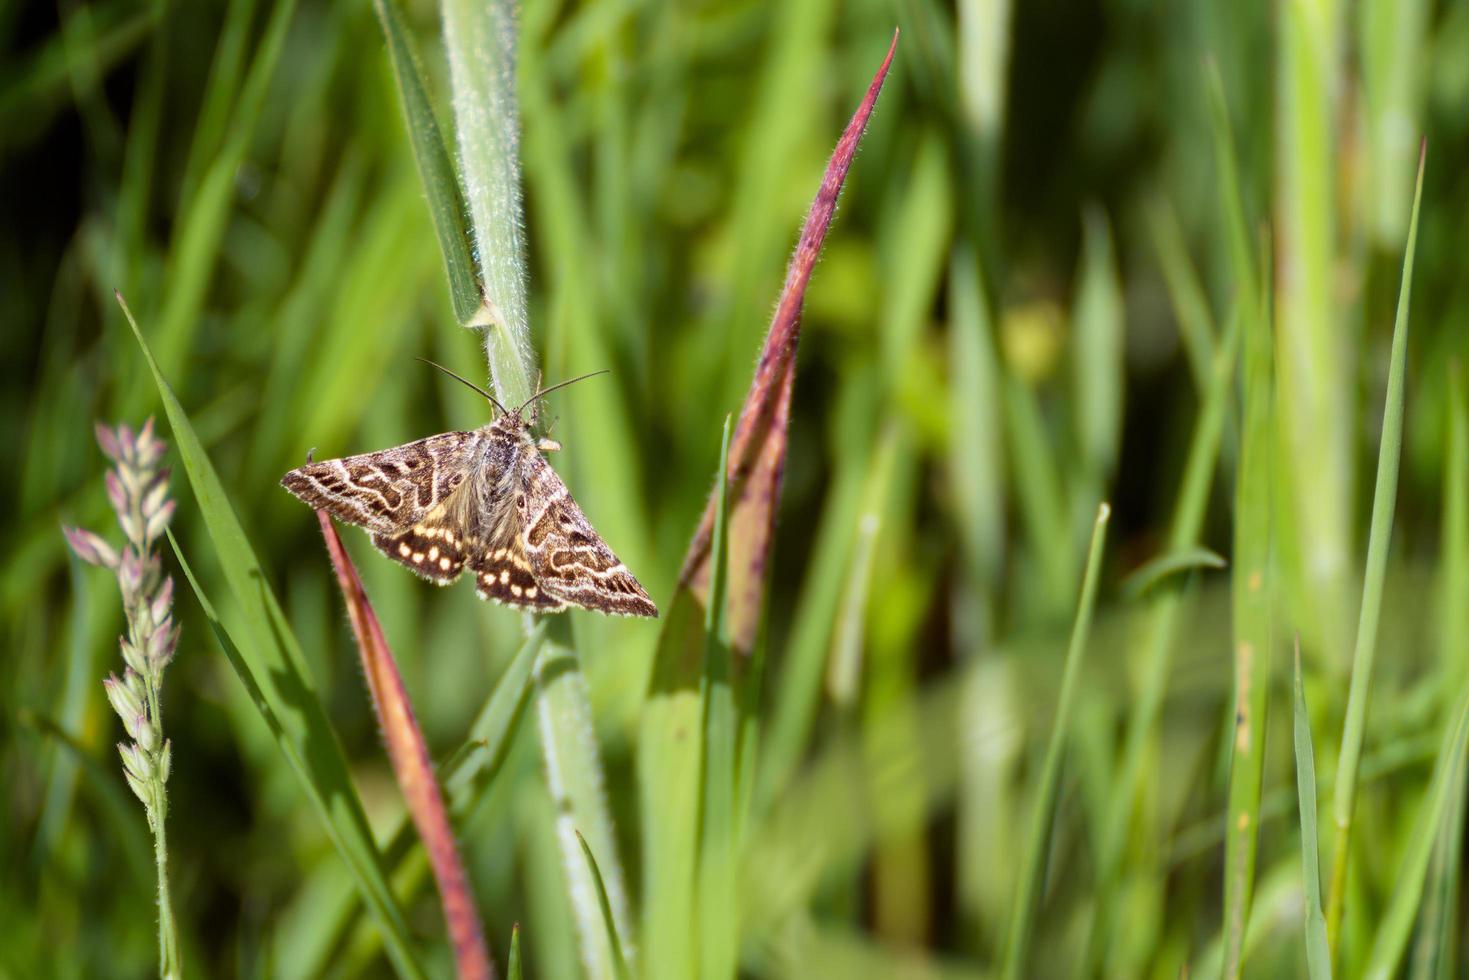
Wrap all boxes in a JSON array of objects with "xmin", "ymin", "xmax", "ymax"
[
  {"xmin": 416, "ymin": 358, "xmax": 509, "ymax": 415},
  {"xmin": 515, "ymin": 370, "xmax": 612, "ymax": 415}
]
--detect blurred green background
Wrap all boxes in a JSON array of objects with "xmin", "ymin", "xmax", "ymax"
[{"xmin": 5, "ymin": 0, "xmax": 1469, "ymax": 976}]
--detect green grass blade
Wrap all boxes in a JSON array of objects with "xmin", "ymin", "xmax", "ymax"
[
  {"xmin": 1326, "ymin": 141, "xmax": 1426, "ymax": 950},
  {"xmin": 1365, "ymin": 687, "xmax": 1469, "ymax": 978},
  {"xmin": 507, "ymin": 924, "xmax": 522, "ymax": 980},
  {"xmin": 576, "ymin": 831, "xmax": 632, "ymax": 980},
  {"xmin": 1001, "ymin": 502, "xmax": 1110, "ymax": 980},
  {"xmin": 535, "ymin": 617, "xmax": 633, "ymax": 980},
  {"xmin": 699, "ymin": 416, "xmax": 737, "ymax": 980},
  {"xmin": 1222, "ymin": 225, "xmax": 1276, "ymax": 979},
  {"xmin": 1144, "ymin": 195, "xmax": 1218, "ymax": 392},
  {"xmin": 371, "ymin": 0, "xmax": 481, "ymax": 325},
  {"xmin": 441, "ymin": 0, "xmax": 533, "ymax": 407},
  {"xmin": 119, "ymin": 296, "xmax": 424, "ymax": 979},
  {"xmin": 1120, "ymin": 547, "xmax": 1228, "ymax": 600},
  {"xmin": 1293, "ymin": 643, "xmax": 1332, "ymax": 980}
]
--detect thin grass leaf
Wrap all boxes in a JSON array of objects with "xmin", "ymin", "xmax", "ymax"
[
  {"xmin": 1364, "ymin": 686, "xmax": 1469, "ymax": 978},
  {"xmin": 119, "ymin": 295, "xmax": 423, "ymax": 979},
  {"xmin": 678, "ymin": 31, "xmax": 898, "ymax": 655},
  {"xmin": 1292, "ymin": 645, "xmax": 1332, "ymax": 980},
  {"xmin": 1326, "ymin": 141, "xmax": 1426, "ymax": 950},
  {"xmin": 373, "ymin": 0, "xmax": 481, "ymax": 325},
  {"xmin": 700, "ymin": 416, "xmax": 738, "ymax": 980},
  {"xmin": 315, "ymin": 512, "xmax": 493, "ymax": 980},
  {"xmin": 1120, "ymin": 547, "xmax": 1228, "ymax": 600},
  {"xmin": 1001, "ymin": 502, "xmax": 1110, "ymax": 980},
  {"xmin": 576, "ymin": 831, "xmax": 632, "ymax": 980},
  {"xmin": 1072, "ymin": 206, "xmax": 1124, "ymax": 490},
  {"xmin": 1222, "ymin": 217, "xmax": 1276, "ymax": 979}
]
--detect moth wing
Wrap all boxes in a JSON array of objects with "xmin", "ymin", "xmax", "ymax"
[
  {"xmin": 280, "ymin": 431, "xmax": 485, "ymax": 534},
  {"xmin": 370, "ymin": 498, "xmax": 475, "ymax": 586},
  {"xmin": 519, "ymin": 455, "xmax": 658, "ymax": 618}
]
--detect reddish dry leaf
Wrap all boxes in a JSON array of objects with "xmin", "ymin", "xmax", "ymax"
[
  {"xmin": 678, "ymin": 30, "xmax": 898, "ymax": 654},
  {"xmin": 316, "ymin": 511, "xmax": 495, "ymax": 980}
]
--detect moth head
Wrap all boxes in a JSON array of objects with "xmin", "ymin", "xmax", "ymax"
[{"xmin": 417, "ymin": 358, "xmax": 610, "ymax": 441}]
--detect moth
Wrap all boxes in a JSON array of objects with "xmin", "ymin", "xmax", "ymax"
[{"xmin": 281, "ymin": 363, "xmax": 657, "ymax": 617}]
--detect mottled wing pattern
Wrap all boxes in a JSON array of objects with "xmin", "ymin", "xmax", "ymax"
[
  {"xmin": 370, "ymin": 500, "xmax": 474, "ymax": 585},
  {"xmin": 469, "ymin": 534, "xmax": 568, "ymax": 611},
  {"xmin": 519, "ymin": 454, "xmax": 658, "ymax": 617},
  {"xmin": 280, "ymin": 432, "xmax": 484, "ymax": 534}
]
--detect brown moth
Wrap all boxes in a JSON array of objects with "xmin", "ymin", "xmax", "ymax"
[{"xmin": 280, "ymin": 365, "xmax": 657, "ymax": 617}]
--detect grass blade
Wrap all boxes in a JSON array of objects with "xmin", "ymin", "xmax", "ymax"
[
  {"xmin": 699, "ymin": 417, "xmax": 738, "ymax": 980},
  {"xmin": 536, "ymin": 618, "xmax": 633, "ymax": 980},
  {"xmin": 372, "ymin": 0, "xmax": 481, "ymax": 325},
  {"xmin": 315, "ymin": 512, "xmax": 493, "ymax": 980},
  {"xmin": 1326, "ymin": 140, "xmax": 1426, "ymax": 951},
  {"xmin": 1001, "ymin": 502, "xmax": 1110, "ymax": 979},
  {"xmin": 576, "ymin": 831, "xmax": 632, "ymax": 980},
  {"xmin": 1294, "ymin": 642, "xmax": 1333, "ymax": 980},
  {"xmin": 1120, "ymin": 547, "xmax": 1228, "ymax": 600},
  {"xmin": 118, "ymin": 295, "xmax": 423, "ymax": 978},
  {"xmin": 1222, "ymin": 217, "xmax": 1276, "ymax": 978},
  {"xmin": 677, "ymin": 30, "xmax": 898, "ymax": 654},
  {"xmin": 1365, "ymin": 686, "xmax": 1469, "ymax": 978},
  {"xmin": 507, "ymin": 924, "xmax": 522, "ymax": 980},
  {"xmin": 441, "ymin": 0, "xmax": 533, "ymax": 407}
]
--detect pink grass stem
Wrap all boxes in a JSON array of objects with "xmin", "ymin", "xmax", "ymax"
[{"xmin": 316, "ymin": 511, "xmax": 494, "ymax": 980}]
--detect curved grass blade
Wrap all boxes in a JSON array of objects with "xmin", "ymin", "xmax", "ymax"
[
  {"xmin": 1293, "ymin": 641, "xmax": 1332, "ymax": 980},
  {"xmin": 372, "ymin": 0, "xmax": 481, "ymax": 325},
  {"xmin": 1120, "ymin": 547, "xmax": 1228, "ymax": 600},
  {"xmin": 576, "ymin": 831, "xmax": 632, "ymax": 980},
  {"xmin": 1001, "ymin": 503, "xmax": 1110, "ymax": 979},
  {"xmin": 118, "ymin": 294, "xmax": 424, "ymax": 979},
  {"xmin": 316, "ymin": 512, "xmax": 494, "ymax": 980},
  {"xmin": 1326, "ymin": 140, "xmax": 1426, "ymax": 952}
]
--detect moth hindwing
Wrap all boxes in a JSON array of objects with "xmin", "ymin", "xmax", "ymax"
[{"xmin": 281, "ymin": 413, "xmax": 657, "ymax": 618}]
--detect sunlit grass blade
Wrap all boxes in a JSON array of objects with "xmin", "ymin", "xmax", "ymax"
[
  {"xmin": 315, "ymin": 512, "xmax": 493, "ymax": 980},
  {"xmin": 1001, "ymin": 502, "xmax": 1110, "ymax": 980},
  {"xmin": 1293, "ymin": 642, "xmax": 1332, "ymax": 980},
  {"xmin": 372, "ymin": 0, "xmax": 481, "ymax": 325},
  {"xmin": 119, "ymin": 294, "xmax": 423, "ymax": 978},
  {"xmin": 441, "ymin": 0, "xmax": 533, "ymax": 406},
  {"xmin": 1326, "ymin": 140, "xmax": 1426, "ymax": 952},
  {"xmin": 535, "ymin": 617, "xmax": 633, "ymax": 980},
  {"xmin": 1071, "ymin": 206, "xmax": 1124, "ymax": 491},
  {"xmin": 1223, "ymin": 217, "xmax": 1276, "ymax": 979},
  {"xmin": 576, "ymin": 831, "xmax": 632, "ymax": 980}
]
